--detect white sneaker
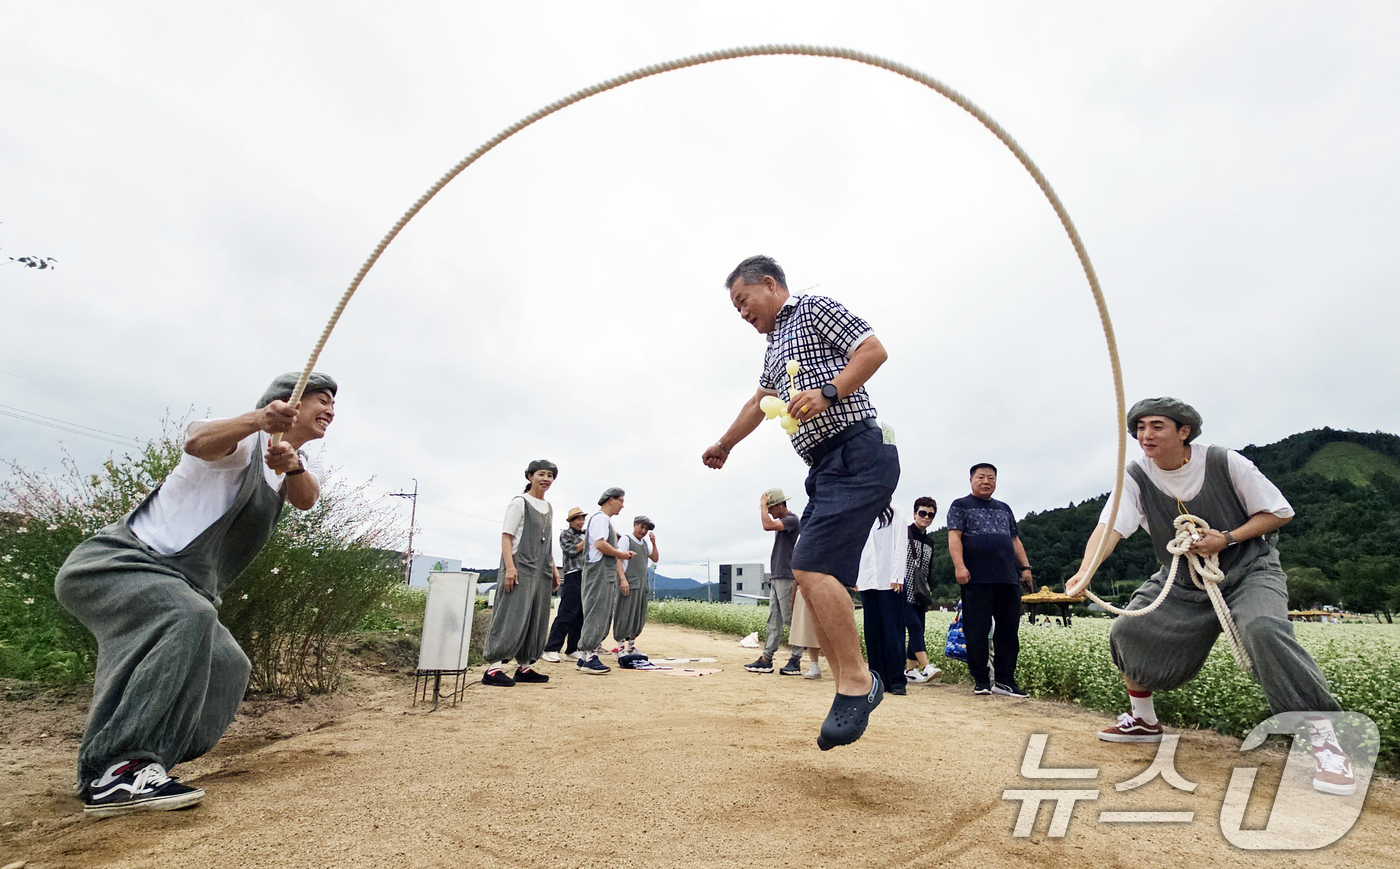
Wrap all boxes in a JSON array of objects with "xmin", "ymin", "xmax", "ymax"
[
  {"xmin": 923, "ymin": 664, "xmax": 943, "ymax": 680},
  {"xmin": 541, "ymin": 651, "xmax": 561, "ymax": 663},
  {"xmin": 804, "ymin": 663, "xmax": 822, "ymax": 680},
  {"xmin": 566, "ymin": 651, "xmax": 584, "ymax": 661},
  {"xmin": 905, "ymin": 667, "xmax": 930, "ymax": 683}
]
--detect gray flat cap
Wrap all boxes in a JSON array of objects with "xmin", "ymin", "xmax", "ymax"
[
  {"xmin": 1127, "ymin": 397, "xmax": 1202, "ymax": 443},
  {"xmin": 598, "ymin": 486, "xmax": 625, "ymax": 505},
  {"xmin": 257, "ymin": 372, "xmax": 338, "ymax": 409},
  {"xmin": 633, "ymin": 515, "xmax": 655, "ymax": 531}
]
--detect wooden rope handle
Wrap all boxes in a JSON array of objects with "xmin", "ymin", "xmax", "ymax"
[{"xmin": 279, "ymin": 45, "xmax": 1128, "ymax": 561}]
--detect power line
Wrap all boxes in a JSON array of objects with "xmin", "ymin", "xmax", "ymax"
[{"xmin": 0, "ymin": 403, "xmax": 137, "ymax": 447}]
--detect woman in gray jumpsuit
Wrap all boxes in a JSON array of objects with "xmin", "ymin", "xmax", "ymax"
[{"xmin": 481, "ymin": 460, "xmax": 561, "ymax": 686}]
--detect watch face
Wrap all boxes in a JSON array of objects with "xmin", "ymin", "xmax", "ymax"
[{"xmin": 822, "ymin": 384, "xmax": 839, "ymax": 400}]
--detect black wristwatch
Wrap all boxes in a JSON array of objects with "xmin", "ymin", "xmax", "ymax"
[{"xmin": 821, "ymin": 383, "xmax": 839, "ymax": 402}]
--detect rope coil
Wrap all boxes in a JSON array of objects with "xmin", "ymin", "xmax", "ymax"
[{"xmin": 1081, "ymin": 514, "xmax": 1252, "ymax": 671}]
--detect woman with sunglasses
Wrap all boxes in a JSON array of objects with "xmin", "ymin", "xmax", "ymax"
[{"xmin": 903, "ymin": 497, "xmax": 943, "ymax": 684}]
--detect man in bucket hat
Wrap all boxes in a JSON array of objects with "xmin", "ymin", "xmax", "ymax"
[
  {"xmin": 54, "ymin": 372, "xmax": 337, "ymax": 817},
  {"xmin": 745, "ymin": 488, "xmax": 807, "ymax": 676},
  {"xmin": 1066, "ymin": 397, "xmax": 1354, "ymax": 797},
  {"xmin": 542, "ymin": 506, "xmax": 589, "ymax": 663}
]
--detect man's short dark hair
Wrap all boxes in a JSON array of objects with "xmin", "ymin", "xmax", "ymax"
[
  {"xmin": 914, "ymin": 496, "xmax": 937, "ymax": 512},
  {"xmin": 725, "ymin": 255, "xmax": 786, "ymax": 290},
  {"xmin": 970, "ymin": 462, "xmax": 997, "ymax": 477}
]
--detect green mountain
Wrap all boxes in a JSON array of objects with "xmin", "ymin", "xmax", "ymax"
[{"xmin": 926, "ymin": 428, "xmax": 1400, "ymax": 616}]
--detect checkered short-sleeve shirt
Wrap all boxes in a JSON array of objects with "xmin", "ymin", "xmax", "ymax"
[{"xmin": 759, "ymin": 294, "xmax": 878, "ymax": 460}]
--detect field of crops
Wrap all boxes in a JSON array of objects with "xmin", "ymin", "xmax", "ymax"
[{"xmin": 648, "ymin": 600, "xmax": 1400, "ymax": 770}]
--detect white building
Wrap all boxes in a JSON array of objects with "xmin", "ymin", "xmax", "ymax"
[{"xmin": 719, "ymin": 562, "xmax": 769, "ymax": 605}]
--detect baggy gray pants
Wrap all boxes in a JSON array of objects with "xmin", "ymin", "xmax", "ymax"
[
  {"xmin": 54, "ymin": 546, "xmax": 251, "ymax": 785},
  {"xmin": 481, "ymin": 571, "xmax": 553, "ymax": 665},
  {"xmin": 762, "ymin": 577, "xmax": 806, "ymax": 659},
  {"xmin": 1109, "ymin": 551, "xmax": 1341, "ymax": 715},
  {"xmin": 578, "ymin": 558, "xmax": 618, "ymax": 652}
]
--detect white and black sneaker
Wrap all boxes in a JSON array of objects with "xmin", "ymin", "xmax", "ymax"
[{"xmin": 84, "ymin": 760, "xmax": 204, "ymax": 818}]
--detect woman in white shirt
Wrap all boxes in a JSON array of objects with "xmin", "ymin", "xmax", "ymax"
[
  {"xmin": 857, "ymin": 501, "xmax": 910, "ymax": 697},
  {"xmin": 481, "ymin": 459, "xmax": 562, "ymax": 686}
]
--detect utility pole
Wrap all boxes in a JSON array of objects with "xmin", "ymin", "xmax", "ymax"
[
  {"xmin": 705, "ymin": 558, "xmax": 711, "ymax": 603},
  {"xmin": 389, "ymin": 478, "xmax": 418, "ymax": 585}
]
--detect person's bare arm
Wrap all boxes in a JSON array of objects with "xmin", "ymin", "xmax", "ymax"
[
  {"xmin": 760, "ymin": 494, "xmax": 785, "ymax": 531},
  {"xmin": 595, "ymin": 537, "xmax": 634, "ymax": 559},
  {"xmin": 1065, "ymin": 523, "xmax": 1123, "ymax": 596},
  {"xmin": 186, "ymin": 402, "xmax": 297, "ymax": 460},
  {"xmin": 264, "ymin": 442, "xmax": 320, "ymax": 511},
  {"xmin": 947, "ymin": 529, "xmax": 970, "ymax": 585},
  {"xmin": 702, "ymin": 389, "xmax": 768, "ymax": 470},
  {"xmin": 786, "ymin": 335, "xmax": 888, "ymax": 423},
  {"xmin": 1190, "ymin": 511, "xmax": 1292, "ymax": 557},
  {"xmin": 500, "ymin": 533, "xmax": 518, "ymax": 591},
  {"xmin": 1012, "ymin": 537, "xmax": 1033, "ymax": 587},
  {"xmin": 648, "ymin": 531, "xmax": 659, "ymax": 563}
]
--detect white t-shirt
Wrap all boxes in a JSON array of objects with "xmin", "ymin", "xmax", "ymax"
[
  {"xmin": 586, "ymin": 512, "xmax": 616, "ymax": 563},
  {"xmin": 130, "ymin": 422, "xmax": 324, "ymax": 556},
  {"xmin": 1098, "ymin": 443, "xmax": 1294, "ymax": 539},
  {"xmin": 856, "ymin": 504, "xmax": 908, "ymax": 591},
  {"xmin": 501, "ymin": 493, "xmax": 550, "ymax": 553}
]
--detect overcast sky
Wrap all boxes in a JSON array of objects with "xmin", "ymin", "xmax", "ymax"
[{"xmin": 4, "ymin": 2, "xmax": 1398, "ymax": 582}]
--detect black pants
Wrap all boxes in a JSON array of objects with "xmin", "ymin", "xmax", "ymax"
[
  {"xmin": 860, "ymin": 588, "xmax": 907, "ymax": 693},
  {"xmin": 544, "ymin": 569, "xmax": 583, "ymax": 654},
  {"xmin": 904, "ymin": 601, "xmax": 927, "ymax": 659},
  {"xmin": 960, "ymin": 583, "xmax": 1022, "ymax": 686}
]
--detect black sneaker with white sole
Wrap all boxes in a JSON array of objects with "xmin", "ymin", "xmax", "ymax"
[
  {"xmin": 744, "ymin": 656, "xmax": 774, "ymax": 673},
  {"xmin": 973, "ymin": 681, "xmax": 993, "ymax": 695},
  {"xmin": 779, "ymin": 656, "xmax": 804, "ymax": 676},
  {"xmin": 84, "ymin": 760, "xmax": 204, "ymax": 818},
  {"xmin": 992, "ymin": 681, "xmax": 1029, "ymax": 698}
]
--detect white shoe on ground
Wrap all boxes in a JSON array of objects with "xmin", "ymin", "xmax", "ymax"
[
  {"xmin": 804, "ymin": 663, "xmax": 822, "ymax": 680},
  {"xmin": 541, "ymin": 651, "xmax": 561, "ymax": 663},
  {"xmin": 905, "ymin": 667, "xmax": 930, "ymax": 683}
]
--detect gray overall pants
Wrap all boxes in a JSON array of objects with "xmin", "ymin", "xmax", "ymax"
[
  {"xmin": 55, "ymin": 440, "xmax": 284, "ymax": 786},
  {"xmin": 1109, "ymin": 445, "xmax": 1341, "ymax": 714},
  {"xmin": 578, "ymin": 514, "xmax": 619, "ymax": 653},
  {"xmin": 482, "ymin": 497, "xmax": 554, "ymax": 665},
  {"xmin": 612, "ymin": 535, "xmax": 650, "ymax": 643}
]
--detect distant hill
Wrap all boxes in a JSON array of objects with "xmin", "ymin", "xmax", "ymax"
[
  {"xmin": 925, "ymin": 428, "xmax": 1400, "ymax": 609},
  {"xmin": 1299, "ymin": 442, "xmax": 1400, "ymax": 486}
]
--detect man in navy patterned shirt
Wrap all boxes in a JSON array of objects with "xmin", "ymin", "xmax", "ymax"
[
  {"xmin": 947, "ymin": 462, "xmax": 1034, "ymax": 698},
  {"xmin": 703, "ymin": 255, "xmax": 900, "ymax": 750}
]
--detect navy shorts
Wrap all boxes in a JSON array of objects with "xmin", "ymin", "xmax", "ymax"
[{"xmin": 790, "ymin": 427, "xmax": 900, "ymax": 587}]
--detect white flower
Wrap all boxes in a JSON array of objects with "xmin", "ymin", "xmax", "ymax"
[
  {"xmin": 325, "ymin": 588, "xmax": 333, "ymax": 594},
  {"xmin": 311, "ymin": 551, "xmax": 319, "ymax": 557},
  {"xmin": 311, "ymin": 607, "xmax": 320, "ymax": 613},
  {"xmin": 47, "ymin": 525, "xmax": 58, "ymax": 532},
  {"xmin": 271, "ymin": 567, "xmax": 280, "ymax": 575},
  {"xmin": 21, "ymin": 573, "xmax": 32, "ymax": 580},
  {"xmin": 23, "ymin": 598, "xmax": 35, "ymax": 605},
  {"xmin": 17, "ymin": 527, "xmax": 28, "ymax": 534},
  {"xmin": 2, "ymin": 555, "xmax": 11, "ymax": 563},
  {"xmin": 240, "ymin": 593, "xmax": 249, "ymax": 600},
  {"xmin": 380, "ymin": 602, "xmax": 388, "ymax": 608}
]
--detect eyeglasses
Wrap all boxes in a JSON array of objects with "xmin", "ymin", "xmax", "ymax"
[{"xmin": 916, "ymin": 510, "xmax": 937, "ymax": 519}]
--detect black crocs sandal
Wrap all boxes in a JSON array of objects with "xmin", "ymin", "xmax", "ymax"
[{"xmin": 816, "ymin": 672, "xmax": 884, "ymax": 750}]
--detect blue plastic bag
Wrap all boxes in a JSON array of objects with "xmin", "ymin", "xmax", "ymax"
[{"xmin": 944, "ymin": 602, "xmax": 968, "ymax": 662}]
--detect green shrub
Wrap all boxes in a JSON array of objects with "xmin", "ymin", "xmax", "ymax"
[{"xmin": 1, "ymin": 422, "xmax": 406, "ymax": 696}]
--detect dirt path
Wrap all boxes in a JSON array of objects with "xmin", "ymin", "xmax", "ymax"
[{"xmin": 3, "ymin": 621, "xmax": 1397, "ymax": 868}]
